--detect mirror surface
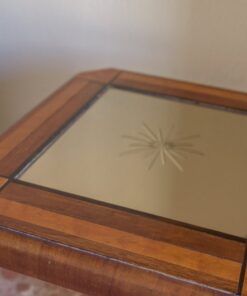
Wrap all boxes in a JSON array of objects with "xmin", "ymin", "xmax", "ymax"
[{"xmin": 20, "ymin": 88, "xmax": 247, "ymax": 237}]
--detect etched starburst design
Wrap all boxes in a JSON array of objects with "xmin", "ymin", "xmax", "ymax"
[{"xmin": 121, "ymin": 123, "xmax": 203, "ymax": 171}]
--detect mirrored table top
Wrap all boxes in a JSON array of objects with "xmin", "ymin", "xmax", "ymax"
[{"xmin": 19, "ymin": 88, "xmax": 247, "ymax": 238}]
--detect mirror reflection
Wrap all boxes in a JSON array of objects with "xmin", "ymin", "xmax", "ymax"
[{"xmin": 20, "ymin": 88, "xmax": 247, "ymax": 237}]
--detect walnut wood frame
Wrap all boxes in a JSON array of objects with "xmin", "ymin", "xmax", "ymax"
[{"xmin": 0, "ymin": 68, "xmax": 247, "ymax": 296}]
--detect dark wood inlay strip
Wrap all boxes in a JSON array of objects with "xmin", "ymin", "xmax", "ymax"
[
  {"xmin": 0, "ymin": 187, "xmax": 241, "ymax": 293},
  {"xmin": 0, "ymin": 76, "xmax": 88, "ymax": 157},
  {"xmin": 1, "ymin": 181, "xmax": 244, "ymax": 263},
  {"xmin": 0, "ymin": 215, "xmax": 238, "ymax": 293},
  {"xmin": 0, "ymin": 228, "xmax": 230, "ymax": 296},
  {"xmin": 0, "ymin": 82, "xmax": 103, "ymax": 176}
]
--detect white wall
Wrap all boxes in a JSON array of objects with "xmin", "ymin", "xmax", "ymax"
[{"xmin": 1, "ymin": 0, "xmax": 247, "ymax": 132}]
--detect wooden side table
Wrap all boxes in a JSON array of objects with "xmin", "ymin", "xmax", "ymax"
[{"xmin": 0, "ymin": 69, "xmax": 247, "ymax": 296}]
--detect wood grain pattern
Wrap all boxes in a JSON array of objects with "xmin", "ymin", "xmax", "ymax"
[
  {"xmin": 112, "ymin": 71, "xmax": 247, "ymax": 110},
  {"xmin": 0, "ymin": 199, "xmax": 239, "ymax": 282},
  {"xmin": 0, "ymin": 81, "xmax": 103, "ymax": 177},
  {"xmin": 0, "ymin": 181, "xmax": 243, "ymax": 294},
  {"xmin": 0, "ymin": 69, "xmax": 247, "ymax": 295},
  {"xmin": 243, "ymin": 272, "xmax": 247, "ymax": 295},
  {"xmin": 3, "ymin": 181, "xmax": 245, "ymax": 263},
  {"xmin": 0, "ymin": 214, "xmax": 237, "ymax": 294},
  {"xmin": 0, "ymin": 76, "xmax": 86, "ymax": 155},
  {"xmin": 77, "ymin": 68, "xmax": 120, "ymax": 83},
  {"xmin": 0, "ymin": 177, "xmax": 7, "ymax": 189},
  {"xmin": 0, "ymin": 228, "xmax": 231, "ymax": 296}
]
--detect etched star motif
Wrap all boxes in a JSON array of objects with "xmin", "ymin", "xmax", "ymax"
[{"xmin": 121, "ymin": 123, "xmax": 203, "ymax": 171}]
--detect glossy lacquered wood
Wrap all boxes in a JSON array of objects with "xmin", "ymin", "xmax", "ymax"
[{"xmin": 0, "ymin": 68, "xmax": 246, "ymax": 295}]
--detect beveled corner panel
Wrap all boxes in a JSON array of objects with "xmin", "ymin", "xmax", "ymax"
[
  {"xmin": 0, "ymin": 68, "xmax": 247, "ymax": 295},
  {"xmin": 77, "ymin": 68, "xmax": 120, "ymax": 83}
]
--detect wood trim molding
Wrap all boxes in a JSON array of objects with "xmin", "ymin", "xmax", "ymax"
[
  {"xmin": 1, "ymin": 68, "xmax": 247, "ymax": 178},
  {"xmin": 0, "ymin": 181, "xmax": 242, "ymax": 295},
  {"xmin": 76, "ymin": 68, "xmax": 121, "ymax": 83},
  {"xmin": 112, "ymin": 70, "xmax": 247, "ymax": 110},
  {"xmin": 0, "ymin": 79, "xmax": 104, "ymax": 177},
  {"xmin": 0, "ymin": 177, "xmax": 7, "ymax": 189},
  {"xmin": 0, "ymin": 68, "xmax": 246, "ymax": 295},
  {"xmin": 0, "ymin": 227, "xmax": 231, "ymax": 296}
]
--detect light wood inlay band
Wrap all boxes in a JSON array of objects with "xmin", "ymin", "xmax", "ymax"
[
  {"xmin": 0, "ymin": 177, "xmax": 7, "ymax": 189},
  {"xmin": 0, "ymin": 197, "xmax": 240, "ymax": 286}
]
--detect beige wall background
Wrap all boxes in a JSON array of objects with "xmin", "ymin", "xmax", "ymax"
[{"xmin": 1, "ymin": 0, "xmax": 247, "ymax": 133}]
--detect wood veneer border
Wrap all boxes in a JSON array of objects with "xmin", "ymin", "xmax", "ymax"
[
  {"xmin": 112, "ymin": 70, "xmax": 247, "ymax": 111},
  {"xmin": 12, "ymin": 178, "xmax": 246, "ymax": 246},
  {"xmin": 0, "ymin": 180, "xmax": 241, "ymax": 295},
  {"xmin": 0, "ymin": 68, "xmax": 247, "ymax": 295},
  {"xmin": 2, "ymin": 68, "xmax": 247, "ymax": 177},
  {"xmin": 3, "ymin": 180, "xmax": 245, "ymax": 262},
  {"xmin": 0, "ymin": 226, "xmax": 232, "ymax": 296}
]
